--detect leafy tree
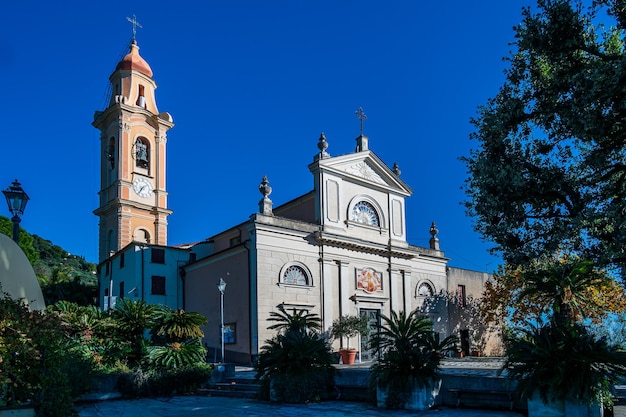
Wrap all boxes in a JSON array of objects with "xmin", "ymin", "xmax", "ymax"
[
  {"xmin": 0, "ymin": 215, "xmax": 38, "ymax": 265},
  {"xmin": 463, "ymin": 0, "xmax": 626, "ymax": 280},
  {"xmin": 481, "ymin": 256, "xmax": 626, "ymax": 327},
  {"xmin": 33, "ymin": 235, "xmax": 97, "ymax": 306},
  {"xmin": 0, "ymin": 293, "xmax": 91, "ymax": 416},
  {"xmin": 48, "ymin": 301, "xmax": 130, "ymax": 371}
]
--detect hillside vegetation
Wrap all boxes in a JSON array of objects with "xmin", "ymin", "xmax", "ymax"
[{"xmin": 1, "ymin": 215, "xmax": 97, "ymax": 306}]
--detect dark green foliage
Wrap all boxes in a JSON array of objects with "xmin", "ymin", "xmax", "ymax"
[
  {"xmin": 255, "ymin": 307, "xmax": 336, "ymax": 403},
  {"xmin": 117, "ymin": 364, "xmax": 212, "ymax": 398},
  {"xmin": 32, "ymin": 234, "xmax": 97, "ymax": 306},
  {"xmin": 266, "ymin": 304, "xmax": 322, "ymax": 333},
  {"xmin": 112, "ymin": 298, "xmax": 159, "ymax": 365},
  {"xmin": 0, "ymin": 215, "xmax": 38, "ymax": 265},
  {"xmin": 369, "ymin": 309, "xmax": 457, "ymax": 409},
  {"xmin": 0, "ymin": 215, "xmax": 98, "ymax": 306},
  {"xmin": 0, "ymin": 294, "xmax": 92, "ymax": 417},
  {"xmin": 147, "ymin": 339, "xmax": 207, "ymax": 370},
  {"xmin": 152, "ymin": 307, "xmax": 207, "ymax": 342},
  {"xmin": 330, "ymin": 314, "xmax": 370, "ymax": 350},
  {"xmin": 47, "ymin": 301, "xmax": 131, "ymax": 371},
  {"xmin": 503, "ymin": 320, "xmax": 626, "ymax": 404},
  {"xmin": 463, "ymin": 0, "xmax": 626, "ymax": 278}
]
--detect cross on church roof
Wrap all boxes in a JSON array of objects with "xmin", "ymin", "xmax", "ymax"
[
  {"xmin": 126, "ymin": 14, "xmax": 143, "ymax": 40},
  {"xmin": 355, "ymin": 107, "xmax": 367, "ymax": 136}
]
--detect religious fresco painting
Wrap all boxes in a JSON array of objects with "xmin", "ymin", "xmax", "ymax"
[{"xmin": 356, "ymin": 267, "xmax": 382, "ymax": 293}]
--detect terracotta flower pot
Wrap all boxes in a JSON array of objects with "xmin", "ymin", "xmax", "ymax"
[{"xmin": 339, "ymin": 349, "xmax": 357, "ymax": 365}]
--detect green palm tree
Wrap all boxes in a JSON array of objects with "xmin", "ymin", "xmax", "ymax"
[
  {"xmin": 267, "ymin": 304, "xmax": 321, "ymax": 334},
  {"xmin": 369, "ymin": 309, "xmax": 457, "ymax": 408},
  {"xmin": 112, "ymin": 299, "xmax": 159, "ymax": 363},
  {"xmin": 255, "ymin": 306, "xmax": 335, "ymax": 403},
  {"xmin": 153, "ymin": 306, "xmax": 207, "ymax": 342},
  {"xmin": 148, "ymin": 338, "xmax": 207, "ymax": 370},
  {"xmin": 516, "ymin": 256, "xmax": 604, "ymax": 324},
  {"xmin": 504, "ymin": 320, "xmax": 626, "ymax": 404}
]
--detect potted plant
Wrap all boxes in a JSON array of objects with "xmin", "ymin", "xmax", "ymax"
[
  {"xmin": 369, "ymin": 309, "xmax": 457, "ymax": 410},
  {"xmin": 501, "ymin": 256, "xmax": 626, "ymax": 416},
  {"xmin": 255, "ymin": 305, "xmax": 337, "ymax": 403},
  {"xmin": 503, "ymin": 319, "xmax": 626, "ymax": 417},
  {"xmin": 330, "ymin": 314, "xmax": 370, "ymax": 365}
]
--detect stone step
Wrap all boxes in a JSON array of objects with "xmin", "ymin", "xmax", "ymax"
[
  {"xmin": 212, "ymin": 382, "xmax": 260, "ymax": 392},
  {"xmin": 196, "ymin": 387, "xmax": 259, "ymax": 399},
  {"xmin": 614, "ymin": 385, "xmax": 626, "ymax": 404}
]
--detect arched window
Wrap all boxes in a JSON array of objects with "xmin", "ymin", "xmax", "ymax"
[
  {"xmin": 280, "ymin": 263, "xmax": 312, "ymax": 286},
  {"xmin": 350, "ymin": 201, "xmax": 380, "ymax": 227},
  {"xmin": 107, "ymin": 137, "xmax": 116, "ymax": 168},
  {"xmin": 134, "ymin": 138, "xmax": 149, "ymax": 169},
  {"xmin": 416, "ymin": 282, "xmax": 435, "ymax": 297},
  {"xmin": 106, "ymin": 229, "xmax": 115, "ymax": 255},
  {"xmin": 133, "ymin": 228, "xmax": 150, "ymax": 244},
  {"xmin": 136, "ymin": 85, "xmax": 146, "ymax": 108}
]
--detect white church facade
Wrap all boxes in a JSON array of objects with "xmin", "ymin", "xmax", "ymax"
[{"xmin": 94, "ymin": 39, "xmax": 496, "ymax": 365}]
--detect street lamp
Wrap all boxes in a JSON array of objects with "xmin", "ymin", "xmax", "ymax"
[
  {"xmin": 3, "ymin": 179, "xmax": 29, "ymax": 243},
  {"xmin": 217, "ymin": 277, "xmax": 227, "ymax": 363}
]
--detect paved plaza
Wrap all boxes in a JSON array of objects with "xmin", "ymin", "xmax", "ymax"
[
  {"xmin": 77, "ymin": 396, "xmax": 525, "ymax": 417},
  {"xmin": 76, "ymin": 359, "xmax": 626, "ymax": 417}
]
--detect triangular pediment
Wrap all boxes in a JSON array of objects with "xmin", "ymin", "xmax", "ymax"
[{"xmin": 311, "ymin": 150, "xmax": 412, "ymax": 196}]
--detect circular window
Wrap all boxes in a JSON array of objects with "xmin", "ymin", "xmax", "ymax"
[
  {"xmin": 351, "ymin": 201, "xmax": 380, "ymax": 226},
  {"xmin": 283, "ymin": 265, "xmax": 308, "ymax": 285}
]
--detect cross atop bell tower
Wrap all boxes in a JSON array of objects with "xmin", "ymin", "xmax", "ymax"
[{"xmin": 126, "ymin": 14, "xmax": 142, "ymax": 40}]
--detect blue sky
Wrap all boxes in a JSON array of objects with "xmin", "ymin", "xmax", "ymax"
[{"xmin": 1, "ymin": 1, "xmax": 529, "ymax": 270}]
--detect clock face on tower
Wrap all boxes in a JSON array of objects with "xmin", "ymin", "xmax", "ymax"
[{"xmin": 132, "ymin": 177, "xmax": 153, "ymax": 198}]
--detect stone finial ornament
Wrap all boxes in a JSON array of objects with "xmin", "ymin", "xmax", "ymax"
[
  {"xmin": 429, "ymin": 221, "xmax": 440, "ymax": 250},
  {"xmin": 259, "ymin": 176, "xmax": 273, "ymax": 216},
  {"xmin": 316, "ymin": 132, "xmax": 330, "ymax": 160},
  {"xmin": 392, "ymin": 162, "xmax": 401, "ymax": 176}
]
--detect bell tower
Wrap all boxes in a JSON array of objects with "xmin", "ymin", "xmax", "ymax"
[{"xmin": 93, "ymin": 39, "xmax": 174, "ymax": 263}]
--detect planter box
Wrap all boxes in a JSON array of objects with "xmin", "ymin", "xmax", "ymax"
[
  {"xmin": 377, "ymin": 379, "xmax": 442, "ymax": 410},
  {"xmin": 527, "ymin": 394, "xmax": 603, "ymax": 417},
  {"xmin": 0, "ymin": 407, "xmax": 35, "ymax": 417}
]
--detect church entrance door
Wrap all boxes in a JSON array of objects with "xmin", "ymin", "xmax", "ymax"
[{"xmin": 359, "ymin": 308, "xmax": 380, "ymax": 362}]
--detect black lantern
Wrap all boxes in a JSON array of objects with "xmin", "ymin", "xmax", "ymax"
[{"xmin": 3, "ymin": 179, "xmax": 29, "ymax": 242}]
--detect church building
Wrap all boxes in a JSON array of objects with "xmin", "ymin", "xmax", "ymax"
[{"xmin": 94, "ymin": 38, "xmax": 495, "ymax": 365}]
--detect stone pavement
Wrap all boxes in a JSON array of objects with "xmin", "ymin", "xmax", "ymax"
[
  {"xmin": 76, "ymin": 396, "xmax": 525, "ymax": 417},
  {"xmin": 76, "ymin": 359, "xmax": 626, "ymax": 417}
]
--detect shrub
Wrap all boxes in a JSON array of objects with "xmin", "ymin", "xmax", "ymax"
[
  {"xmin": 369, "ymin": 309, "xmax": 457, "ymax": 409},
  {"xmin": 0, "ymin": 293, "xmax": 96, "ymax": 417},
  {"xmin": 116, "ymin": 363, "xmax": 212, "ymax": 398},
  {"xmin": 255, "ymin": 307, "xmax": 336, "ymax": 403},
  {"xmin": 147, "ymin": 338, "xmax": 206, "ymax": 370},
  {"xmin": 503, "ymin": 320, "xmax": 626, "ymax": 404}
]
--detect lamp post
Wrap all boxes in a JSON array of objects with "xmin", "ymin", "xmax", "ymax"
[
  {"xmin": 3, "ymin": 179, "xmax": 29, "ymax": 243},
  {"xmin": 217, "ymin": 277, "xmax": 227, "ymax": 363}
]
